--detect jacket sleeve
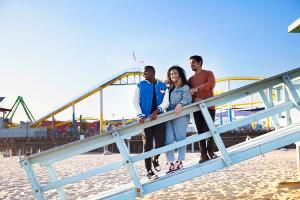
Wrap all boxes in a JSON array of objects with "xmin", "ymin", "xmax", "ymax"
[
  {"xmin": 198, "ymin": 71, "xmax": 216, "ymax": 92},
  {"xmin": 179, "ymin": 85, "xmax": 192, "ymax": 106},
  {"xmin": 133, "ymin": 86, "xmax": 145, "ymax": 118},
  {"xmin": 158, "ymin": 88, "xmax": 170, "ymax": 113}
]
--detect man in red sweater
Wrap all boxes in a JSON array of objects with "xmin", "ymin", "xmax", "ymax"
[{"xmin": 188, "ymin": 55, "xmax": 217, "ymax": 163}]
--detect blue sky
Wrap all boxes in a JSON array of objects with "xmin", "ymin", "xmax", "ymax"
[{"xmin": 0, "ymin": 1, "xmax": 299, "ymax": 122}]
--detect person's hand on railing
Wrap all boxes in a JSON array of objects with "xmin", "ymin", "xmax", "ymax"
[
  {"xmin": 138, "ymin": 118, "xmax": 145, "ymax": 124},
  {"xmin": 190, "ymin": 87, "xmax": 198, "ymax": 95},
  {"xmin": 150, "ymin": 109, "xmax": 158, "ymax": 121},
  {"xmin": 175, "ymin": 103, "xmax": 183, "ymax": 115}
]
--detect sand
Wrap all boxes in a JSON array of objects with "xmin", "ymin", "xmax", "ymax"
[{"xmin": 0, "ymin": 149, "xmax": 299, "ymax": 200}]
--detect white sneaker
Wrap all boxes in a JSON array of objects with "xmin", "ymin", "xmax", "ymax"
[
  {"xmin": 166, "ymin": 162, "xmax": 175, "ymax": 174},
  {"xmin": 173, "ymin": 161, "xmax": 183, "ymax": 171}
]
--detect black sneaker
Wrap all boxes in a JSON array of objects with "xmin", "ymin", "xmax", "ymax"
[
  {"xmin": 208, "ymin": 152, "xmax": 218, "ymax": 160},
  {"xmin": 147, "ymin": 170, "xmax": 158, "ymax": 180},
  {"xmin": 199, "ymin": 155, "xmax": 209, "ymax": 164},
  {"xmin": 152, "ymin": 158, "xmax": 161, "ymax": 172}
]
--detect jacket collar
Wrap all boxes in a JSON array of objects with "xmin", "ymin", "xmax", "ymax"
[{"xmin": 145, "ymin": 79, "xmax": 158, "ymax": 84}]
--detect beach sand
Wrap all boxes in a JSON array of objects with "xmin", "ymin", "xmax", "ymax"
[{"xmin": 0, "ymin": 149, "xmax": 299, "ymax": 200}]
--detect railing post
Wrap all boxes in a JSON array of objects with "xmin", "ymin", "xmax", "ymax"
[
  {"xmin": 127, "ymin": 139, "xmax": 131, "ymax": 153},
  {"xmin": 282, "ymin": 74, "xmax": 300, "ymax": 111},
  {"xmin": 258, "ymin": 89, "xmax": 281, "ymax": 129},
  {"xmin": 191, "ymin": 142, "xmax": 195, "ymax": 153},
  {"xmin": 46, "ymin": 165, "xmax": 66, "ymax": 200},
  {"xmin": 199, "ymin": 103, "xmax": 232, "ymax": 166},
  {"xmin": 282, "ymin": 74, "xmax": 300, "ymax": 177},
  {"xmin": 112, "ymin": 131, "xmax": 144, "ymax": 197},
  {"xmin": 19, "ymin": 157, "xmax": 45, "ymax": 200},
  {"xmin": 297, "ymin": 142, "xmax": 300, "ymax": 176},
  {"xmin": 284, "ymin": 86, "xmax": 292, "ymax": 126}
]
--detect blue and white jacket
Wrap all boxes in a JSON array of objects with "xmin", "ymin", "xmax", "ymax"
[{"xmin": 133, "ymin": 80, "xmax": 169, "ymax": 118}]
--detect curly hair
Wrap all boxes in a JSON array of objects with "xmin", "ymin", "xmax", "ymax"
[{"xmin": 166, "ymin": 65, "xmax": 188, "ymax": 87}]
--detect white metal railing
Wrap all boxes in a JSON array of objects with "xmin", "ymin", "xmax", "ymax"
[{"xmin": 20, "ymin": 67, "xmax": 300, "ymax": 200}]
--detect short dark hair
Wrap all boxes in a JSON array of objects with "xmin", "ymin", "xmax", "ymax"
[
  {"xmin": 167, "ymin": 65, "xmax": 188, "ymax": 87},
  {"xmin": 190, "ymin": 55, "xmax": 203, "ymax": 66},
  {"xmin": 144, "ymin": 65, "xmax": 155, "ymax": 72}
]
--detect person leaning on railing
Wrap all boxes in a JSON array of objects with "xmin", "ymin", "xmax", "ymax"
[
  {"xmin": 188, "ymin": 55, "xmax": 218, "ymax": 163},
  {"xmin": 133, "ymin": 65, "xmax": 170, "ymax": 180},
  {"xmin": 165, "ymin": 65, "xmax": 192, "ymax": 174}
]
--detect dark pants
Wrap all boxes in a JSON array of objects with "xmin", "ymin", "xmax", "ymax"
[
  {"xmin": 193, "ymin": 109, "xmax": 216, "ymax": 156},
  {"xmin": 143, "ymin": 123, "xmax": 166, "ymax": 171}
]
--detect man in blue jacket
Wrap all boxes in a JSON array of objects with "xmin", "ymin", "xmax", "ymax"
[{"xmin": 133, "ymin": 65, "xmax": 169, "ymax": 179}]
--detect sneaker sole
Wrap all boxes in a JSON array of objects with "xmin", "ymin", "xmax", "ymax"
[
  {"xmin": 149, "ymin": 175, "xmax": 158, "ymax": 180},
  {"xmin": 154, "ymin": 166, "xmax": 161, "ymax": 172},
  {"xmin": 173, "ymin": 167, "xmax": 183, "ymax": 172}
]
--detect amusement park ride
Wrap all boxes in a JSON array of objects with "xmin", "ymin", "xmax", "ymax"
[
  {"xmin": 30, "ymin": 69, "xmax": 142, "ymax": 133},
  {"xmin": 0, "ymin": 96, "xmax": 34, "ymax": 128},
  {"xmin": 5, "ymin": 96, "xmax": 35, "ymax": 124}
]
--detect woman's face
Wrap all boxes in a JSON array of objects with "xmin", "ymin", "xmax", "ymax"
[{"xmin": 170, "ymin": 69, "xmax": 180, "ymax": 83}]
